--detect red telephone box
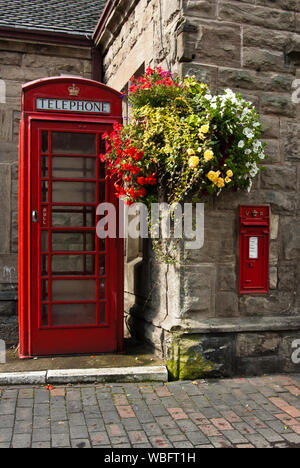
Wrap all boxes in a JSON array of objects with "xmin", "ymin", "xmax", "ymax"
[
  {"xmin": 239, "ymin": 206, "xmax": 270, "ymax": 294},
  {"xmin": 18, "ymin": 77, "xmax": 124, "ymax": 358}
]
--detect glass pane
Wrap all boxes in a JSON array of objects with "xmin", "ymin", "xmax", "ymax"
[
  {"xmin": 99, "ymin": 278, "xmax": 105, "ymax": 299},
  {"xmin": 41, "ymin": 156, "xmax": 48, "ymax": 177},
  {"xmin": 41, "ymin": 232, "xmax": 48, "ymax": 252},
  {"xmin": 42, "ymin": 280, "xmax": 48, "ymax": 301},
  {"xmin": 52, "ymin": 255, "xmax": 96, "ymax": 276},
  {"xmin": 41, "ymin": 181, "xmax": 48, "ymax": 202},
  {"xmin": 52, "ymin": 231, "xmax": 96, "ymax": 252},
  {"xmin": 52, "ymin": 206, "xmax": 96, "ymax": 228},
  {"xmin": 52, "ymin": 280, "xmax": 96, "ymax": 301},
  {"xmin": 52, "ymin": 303, "xmax": 97, "ymax": 326},
  {"xmin": 52, "ymin": 157, "xmax": 97, "ymax": 179},
  {"xmin": 42, "ymin": 256, "xmax": 48, "ymax": 275},
  {"xmin": 41, "ymin": 131, "xmax": 48, "ymax": 153},
  {"xmin": 99, "ymin": 302, "xmax": 106, "ymax": 324},
  {"xmin": 41, "ymin": 304, "xmax": 49, "ymax": 327},
  {"xmin": 52, "ymin": 132, "xmax": 96, "ymax": 155},
  {"xmin": 52, "ymin": 181, "xmax": 96, "ymax": 203},
  {"xmin": 99, "ymin": 255, "xmax": 105, "ymax": 276}
]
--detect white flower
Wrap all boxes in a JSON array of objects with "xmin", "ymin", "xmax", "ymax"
[
  {"xmin": 259, "ymin": 151, "xmax": 266, "ymax": 160},
  {"xmin": 204, "ymin": 94, "xmax": 212, "ymax": 100},
  {"xmin": 250, "ymin": 163, "xmax": 259, "ymax": 178},
  {"xmin": 253, "ymin": 122, "xmax": 260, "ymax": 127},
  {"xmin": 243, "ymin": 127, "xmax": 254, "ymax": 139},
  {"xmin": 245, "ymin": 149, "xmax": 251, "ymax": 155},
  {"xmin": 238, "ymin": 140, "xmax": 245, "ymax": 148},
  {"xmin": 253, "ymin": 140, "xmax": 262, "ymax": 152}
]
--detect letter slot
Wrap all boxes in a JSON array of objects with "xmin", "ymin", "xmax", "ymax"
[{"xmin": 239, "ymin": 206, "xmax": 270, "ymax": 294}]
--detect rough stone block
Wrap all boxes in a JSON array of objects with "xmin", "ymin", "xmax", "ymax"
[
  {"xmin": 217, "ymin": 265, "xmax": 237, "ymax": 292},
  {"xmin": 262, "ymin": 140, "xmax": 280, "ymax": 163},
  {"xmin": 217, "ymin": 68, "xmax": 293, "ymax": 93},
  {"xmin": 236, "ymin": 356, "xmax": 284, "ymax": 376},
  {"xmin": 216, "ymin": 292, "xmax": 239, "ymax": 318},
  {"xmin": 261, "ymin": 165, "xmax": 297, "ymax": 191},
  {"xmin": 261, "ymin": 94, "xmax": 296, "ymax": 117},
  {"xmin": 278, "ymin": 265, "xmax": 295, "ymax": 291},
  {"xmin": 243, "ymin": 47, "xmax": 292, "ymax": 73},
  {"xmin": 239, "ymin": 292, "xmax": 294, "ymax": 317},
  {"xmin": 243, "ymin": 25, "xmax": 293, "ymax": 51},
  {"xmin": 0, "ymin": 255, "xmax": 18, "ymax": 284},
  {"xmin": 179, "ymin": 62, "xmax": 217, "ymax": 90},
  {"xmin": 0, "ymin": 110, "xmax": 13, "ymax": 142},
  {"xmin": 282, "ymin": 220, "xmax": 300, "ymax": 260},
  {"xmin": 0, "ymin": 301, "xmax": 17, "ymax": 317},
  {"xmin": 193, "ymin": 22, "xmax": 241, "ymax": 67},
  {"xmin": 218, "ymin": 1, "xmax": 295, "ymax": 31},
  {"xmin": 180, "ymin": 265, "xmax": 216, "ymax": 319},
  {"xmin": 236, "ymin": 332, "xmax": 281, "ymax": 358},
  {"xmin": 0, "ymin": 316, "xmax": 18, "ymax": 345},
  {"xmin": 0, "ymin": 165, "xmax": 11, "ymax": 254},
  {"xmin": 270, "ymin": 214, "xmax": 279, "ymax": 240},
  {"xmin": 261, "ymin": 116, "xmax": 280, "ymax": 140},
  {"xmin": 183, "ymin": 0, "xmax": 217, "ymax": 18},
  {"xmin": 0, "ymin": 141, "xmax": 18, "ymax": 163},
  {"xmin": 280, "ymin": 119, "xmax": 300, "ymax": 161},
  {"xmin": 256, "ymin": 0, "xmax": 300, "ymax": 12},
  {"xmin": 179, "ymin": 21, "xmax": 241, "ymax": 67},
  {"xmin": 186, "ymin": 211, "xmax": 236, "ymax": 264},
  {"xmin": 269, "ymin": 266, "xmax": 278, "ymax": 289}
]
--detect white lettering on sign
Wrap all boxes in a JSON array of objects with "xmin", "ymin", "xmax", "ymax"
[
  {"xmin": 249, "ymin": 237, "xmax": 258, "ymax": 259},
  {"xmin": 36, "ymin": 98, "xmax": 111, "ymax": 114}
]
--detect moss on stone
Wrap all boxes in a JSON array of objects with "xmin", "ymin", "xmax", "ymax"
[{"xmin": 166, "ymin": 335, "xmax": 219, "ymax": 380}]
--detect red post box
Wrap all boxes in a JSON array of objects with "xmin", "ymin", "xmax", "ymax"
[
  {"xmin": 18, "ymin": 77, "xmax": 124, "ymax": 358},
  {"xmin": 239, "ymin": 206, "xmax": 270, "ymax": 294}
]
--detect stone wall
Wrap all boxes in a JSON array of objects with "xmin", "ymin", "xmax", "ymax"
[
  {"xmin": 0, "ymin": 38, "xmax": 92, "ymax": 344},
  {"xmin": 98, "ymin": 0, "xmax": 300, "ymax": 377}
]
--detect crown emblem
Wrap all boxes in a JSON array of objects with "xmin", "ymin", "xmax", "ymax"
[{"xmin": 68, "ymin": 84, "xmax": 80, "ymax": 96}]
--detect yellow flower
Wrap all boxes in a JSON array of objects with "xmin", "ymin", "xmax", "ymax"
[
  {"xmin": 225, "ymin": 176, "xmax": 231, "ymax": 183},
  {"xmin": 207, "ymin": 170, "xmax": 220, "ymax": 184},
  {"xmin": 226, "ymin": 170, "xmax": 233, "ymax": 178},
  {"xmin": 187, "ymin": 148, "xmax": 195, "ymax": 156},
  {"xmin": 188, "ymin": 156, "xmax": 200, "ymax": 169},
  {"xmin": 200, "ymin": 124, "xmax": 209, "ymax": 134},
  {"xmin": 199, "ymin": 133, "xmax": 206, "ymax": 140},
  {"xmin": 217, "ymin": 177, "xmax": 225, "ymax": 188},
  {"xmin": 204, "ymin": 149, "xmax": 214, "ymax": 162}
]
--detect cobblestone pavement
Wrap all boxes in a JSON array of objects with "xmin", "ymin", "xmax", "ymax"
[{"xmin": 0, "ymin": 374, "xmax": 300, "ymax": 448}]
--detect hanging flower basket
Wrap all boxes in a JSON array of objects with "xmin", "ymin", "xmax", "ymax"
[{"xmin": 100, "ymin": 67, "xmax": 266, "ymax": 207}]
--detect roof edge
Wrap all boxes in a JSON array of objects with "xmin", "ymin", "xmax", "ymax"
[{"xmin": 0, "ymin": 25, "xmax": 92, "ymax": 47}]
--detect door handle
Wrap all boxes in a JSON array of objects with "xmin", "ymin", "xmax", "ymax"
[{"xmin": 32, "ymin": 210, "xmax": 38, "ymax": 223}]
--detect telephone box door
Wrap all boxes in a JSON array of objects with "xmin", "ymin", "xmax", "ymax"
[{"xmin": 30, "ymin": 120, "xmax": 120, "ymax": 355}]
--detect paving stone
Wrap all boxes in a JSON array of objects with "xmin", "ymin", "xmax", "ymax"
[
  {"xmin": 51, "ymin": 433, "xmax": 71, "ymax": 448},
  {"xmin": 1, "ymin": 377, "xmax": 299, "ymax": 448}
]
